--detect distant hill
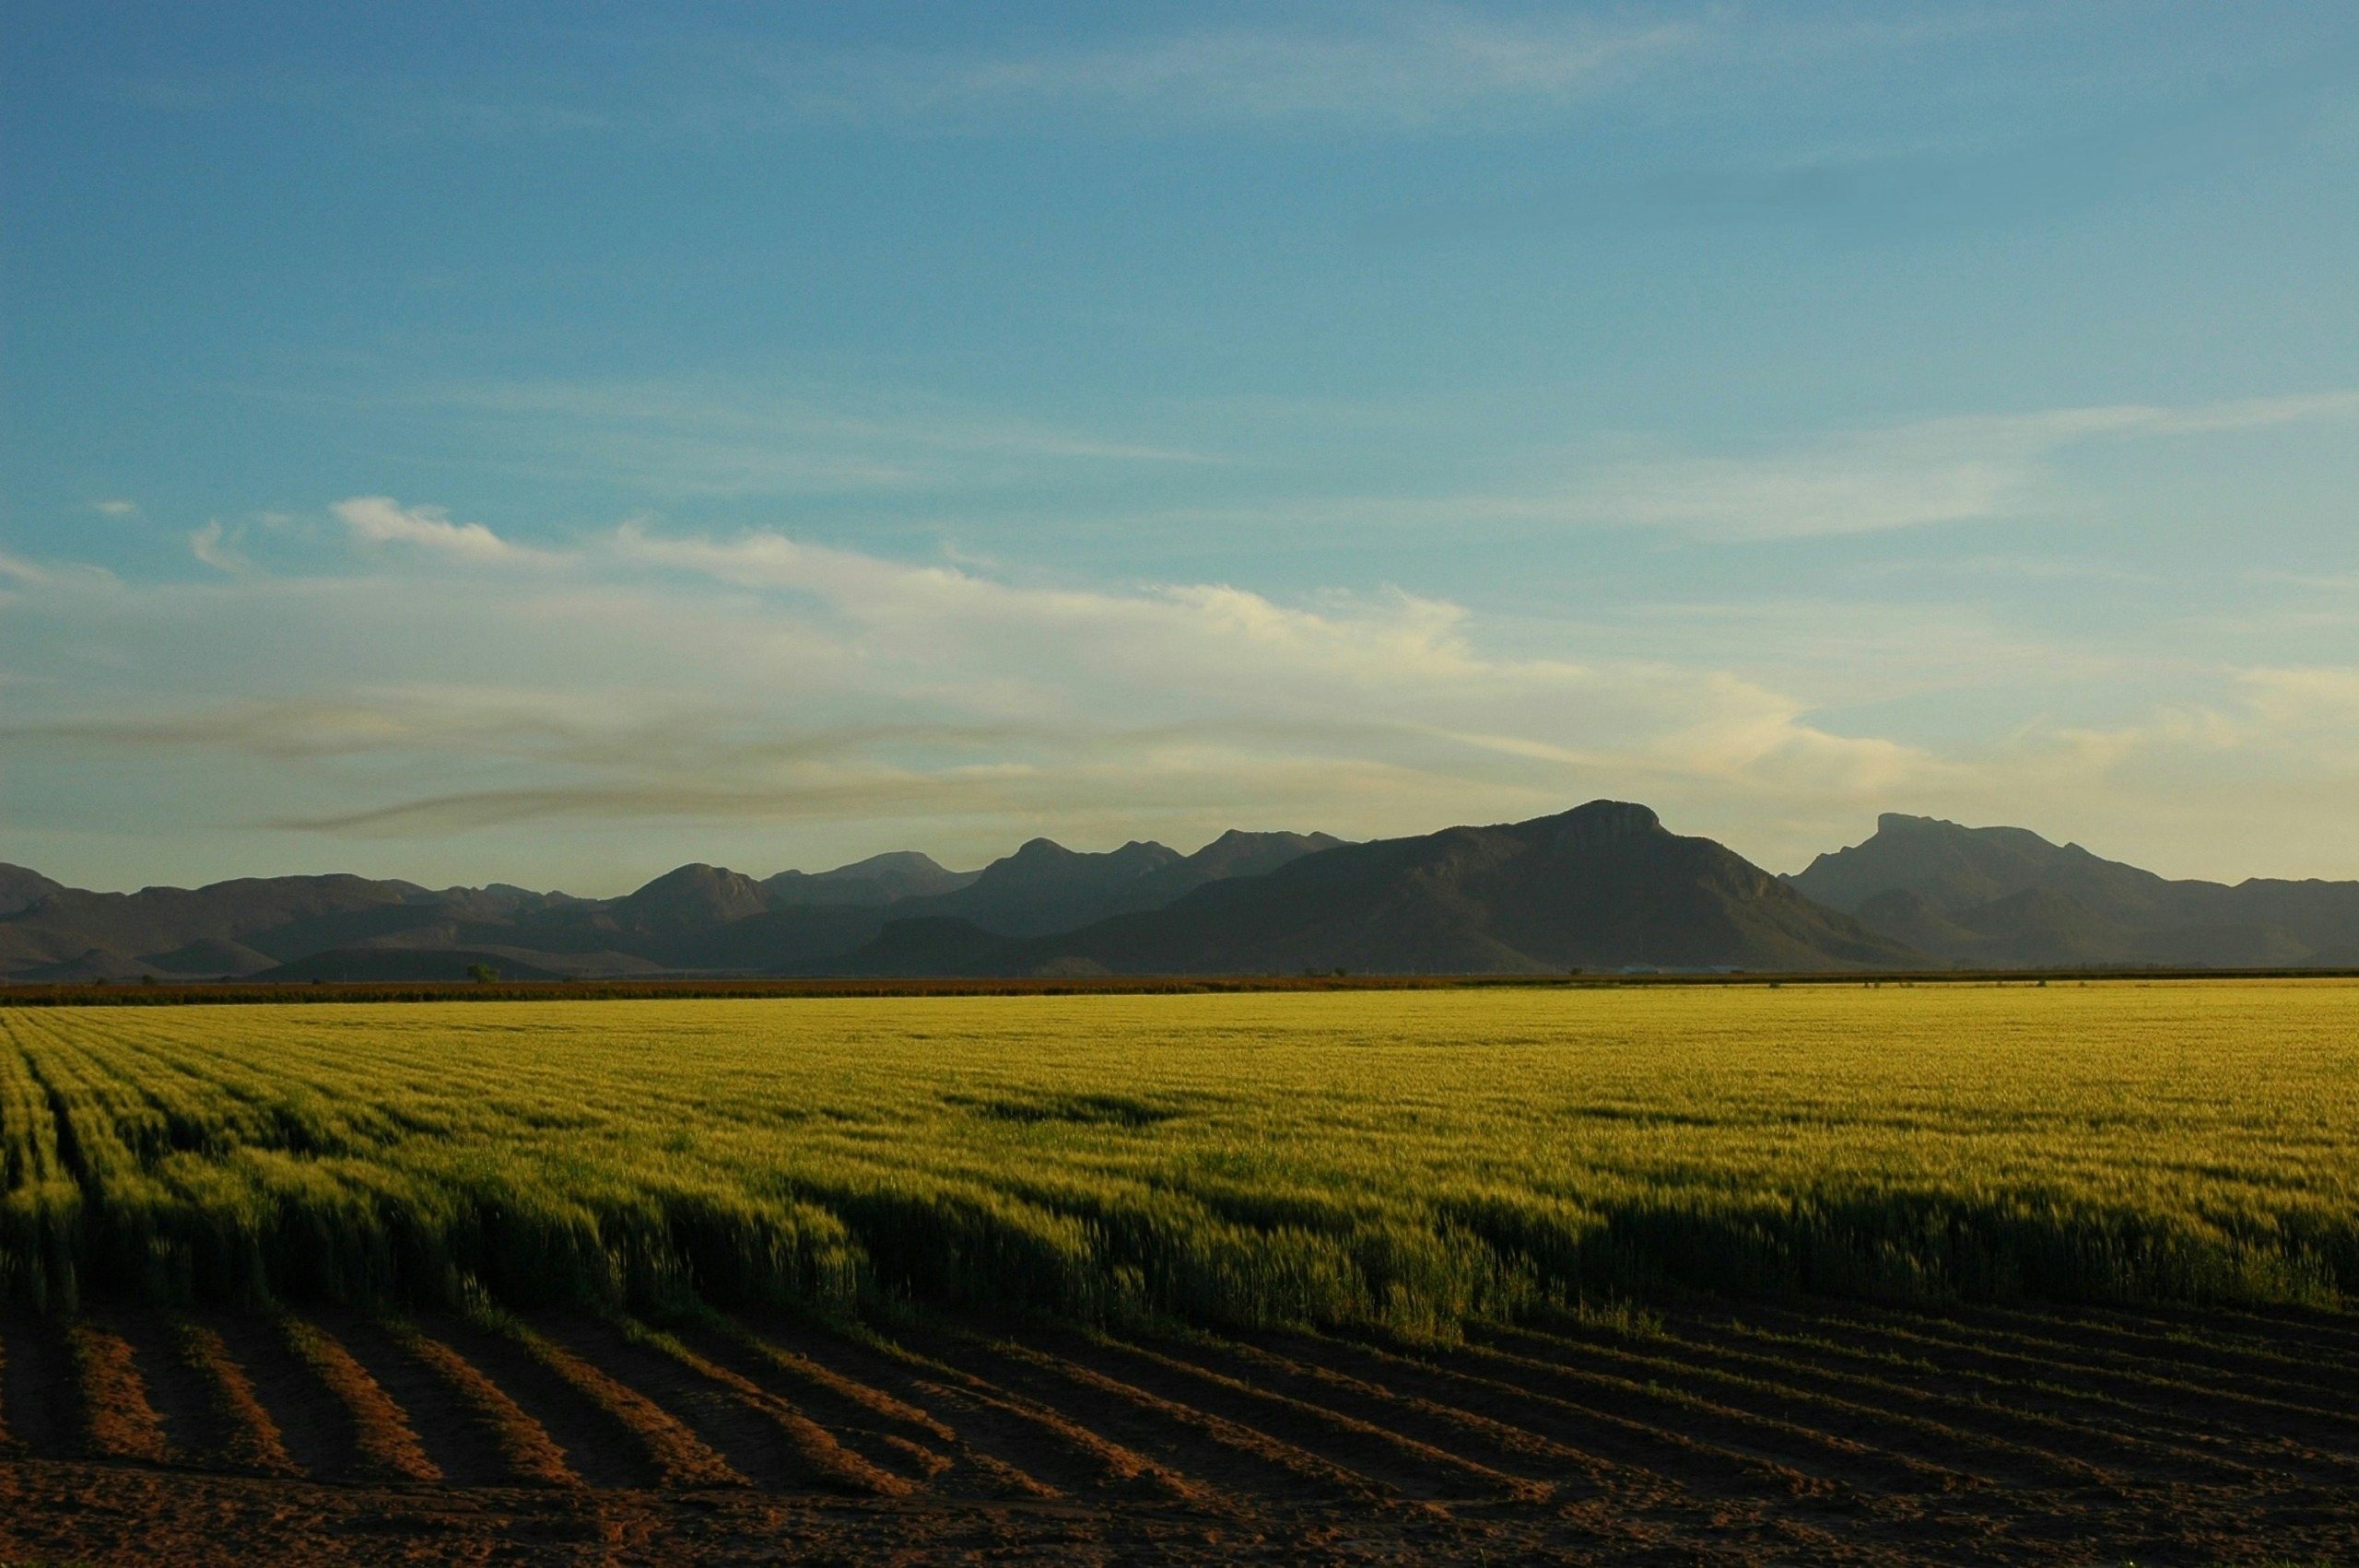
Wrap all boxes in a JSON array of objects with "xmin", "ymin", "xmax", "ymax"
[
  {"xmin": 1790, "ymin": 814, "xmax": 2359, "ymax": 968},
  {"xmin": 821, "ymin": 802, "xmax": 1918, "ymax": 977},
  {"xmin": 0, "ymin": 873, "xmax": 435, "ymax": 980},
  {"xmin": 26, "ymin": 807, "xmax": 2344, "ymax": 982},
  {"xmin": 0, "ymin": 829, "xmax": 1342, "ymax": 981},
  {"xmin": 0, "ymin": 864, "xmax": 65, "ymax": 918},
  {"xmin": 885, "ymin": 830, "xmax": 1344, "ymax": 937},
  {"xmin": 764, "ymin": 851, "xmax": 978, "ymax": 907}
]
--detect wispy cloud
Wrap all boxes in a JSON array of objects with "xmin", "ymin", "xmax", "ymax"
[
  {"xmin": 0, "ymin": 551, "xmax": 54, "ymax": 586},
  {"xmin": 5, "ymin": 512, "xmax": 1930, "ymax": 859},
  {"xmin": 758, "ymin": 10, "xmax": 1697, "ymax": 132},
  {"xmin": 14, "ymin": 505, "xmax": 2359, "ymax": 879},
  {"xmin": 334, "ymin": 496, "xmax": 527, "ymax": 560},
  {"xmin": 91, "ymin": 499, "xmax": 140, "ymax": 518},
  {"xmin": 282, "ymin": 377, "xmax": 1215, "ymax": 501},
  {"xmin": 188, "ymin": 521, "xmax": 251, "ymax": 574},
  {"xmin": 1479, "ymin": 392, "xmax": 2359, "ymax": 542}
]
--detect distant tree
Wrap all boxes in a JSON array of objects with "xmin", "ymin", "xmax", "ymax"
[{"xmin": 466, "ymin": 963, "xmax": 500, "ymax": 984}]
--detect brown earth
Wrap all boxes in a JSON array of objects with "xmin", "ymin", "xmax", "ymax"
[{"xmin": 2, "ymin": 1296, "xmax": 2353, "ymax": 1565}]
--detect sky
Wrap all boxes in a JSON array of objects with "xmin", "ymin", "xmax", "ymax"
[{"xmin": 4, "ymin": 2, "xmax": 2357, "ymax": 895}]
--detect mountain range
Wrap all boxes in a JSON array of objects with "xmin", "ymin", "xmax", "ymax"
[
  {"xmin": 1787, "ymin": 813, "xmax": 2359, "ymax": 969},
  {"xmin": 5, "ymin": 806, "xmax": 2356, "ymax": 982}
]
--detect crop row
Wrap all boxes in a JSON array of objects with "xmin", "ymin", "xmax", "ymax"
[
  {"xmin": 7, "ymin": 1294, "xmax": 2356, "ymax": 1565},
  {"xmin": 2, "ymin": 985, "xmax": 2356, "ymax": 1326}
]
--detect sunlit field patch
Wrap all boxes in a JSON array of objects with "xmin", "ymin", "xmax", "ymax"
[{"xmin": 4, "ymin": 982, "xmax": 2354, "ymax": 1328}]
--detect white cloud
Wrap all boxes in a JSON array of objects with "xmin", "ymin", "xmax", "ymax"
[
  {"xmin": 334, "ymin": 496, "xmax": 522, "ymax": 560},
  {"xmin": 91, "ymin": 499, "xmax": 140, "ymax": 518},
  {"xmin": 188, "ymin": 521, "xmax": 250, "ymax": 574},
  {"xmin": 12, "ymin": 509, "xmax": 2359, "ymax": 883},
  {"xmin": 3, "ymin": 514, "xmax": 1942, "ymax": 864}
]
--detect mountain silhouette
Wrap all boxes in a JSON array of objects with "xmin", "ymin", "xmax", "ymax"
[
  {"xmin": 0, "ymin": 830, "xmax": 1341, "ymax": 980},
  {"xmin": 15, "ymin": 807, "xmax": 2353, "ymax": 983},
  {"xmin": 1790, "ymin": 813, "xmax": 2359, "ymax": 967},
  {"xmin": 825, "ymin": 802, "xmax": 1916, "ymax": 976},
  {"xmin": 885, "ymin": 830, "xmax": 1344, "ymax": 937},
  {"xmin": 763, "ymin": 851, "xmax": 977, "ymax": 907},
  {"xmin": 0, "ymin": 864, "xmax": 65, "ymax": 918}
]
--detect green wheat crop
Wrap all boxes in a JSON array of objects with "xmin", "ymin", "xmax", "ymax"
[{"xmin": 3, "ymin": 981, "xmax": 2354, "ymax": 1328}]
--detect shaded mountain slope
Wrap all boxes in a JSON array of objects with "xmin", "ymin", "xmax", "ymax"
[
  {"xmin": 0, "ymin": 827, "xmax": 1340, "ymax": 979},
  {"xmin": 1794, "ymin": 814, "xmax": 2178, "ymax": 922},
  {"xmin": 0, "ymin": 864, "xmax": 65, "ymax": 917},
  {"xmin": 885, "ymin": 830, "xmax": 1342, "ymax": 937},
  {"xmin": 763, "ymin": 851, "xmax": 977, "ymax": 906},
  {"xmin": 2, "ymin": 874, "xmax": 424, "ymax": 962},
  {"xmin": 1793, "ymin": 814, "xmax": 2359, "ymax": 967},
  {"xmin": 824, "ymin": 802, "xmax": 1918, "ymax": 977},
  {"xmin": 252, "ymin": 947, "xmax": 567, "ymax": 982}
]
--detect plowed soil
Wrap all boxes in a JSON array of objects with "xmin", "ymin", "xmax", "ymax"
[{"xmin": 3, "ymin": 1297, "xmax": 2352, "ymax": 1564}]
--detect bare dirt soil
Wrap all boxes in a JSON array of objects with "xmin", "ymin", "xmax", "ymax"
[{"xmin": 4, "ymin": 1296, "xmax": 2353, "ymax": 1565}]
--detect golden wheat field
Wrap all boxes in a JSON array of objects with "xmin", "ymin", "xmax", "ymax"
[
  {"xmin": 6, "ymin": 980, "xmax": 2357, "ymax": 1324},
  {"xmin": 6, "ymin": 982, "xmax": 2359, "ymax": 1565}
]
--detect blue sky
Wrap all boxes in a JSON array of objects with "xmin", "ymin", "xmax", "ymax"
[{"xmin": 5, "ymin": 2, "xmax": 2357, "ymax": 893}]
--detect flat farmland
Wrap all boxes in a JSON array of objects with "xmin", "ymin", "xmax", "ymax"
[{"xmin": 4, "ymin": 982, "xmax": 2356, "ymax": 1563}]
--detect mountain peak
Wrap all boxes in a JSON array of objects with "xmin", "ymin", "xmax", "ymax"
[
  {"xmin": 615, "ymin": 863, "xmax": 770, "ymax": 930},
  {"xmin": 0, "ymin": 863, "xmax": 66, "ymax": 919},
  {"xmin": 1876, "ymin": 812, "xmax": 1952, "ymax": 833},
  {"xmin": 1543, "ymin": 800, "xmax": 1664, "ymax": 849}
]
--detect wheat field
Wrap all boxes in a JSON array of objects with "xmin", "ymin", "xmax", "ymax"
[{"xmin": 4, "ymin": 981, "xmax": 2355, "ymax": 1325}]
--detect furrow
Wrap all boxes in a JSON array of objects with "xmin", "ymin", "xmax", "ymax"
[
  {"xmin": 721, "ymin": 1321, "xmax": 1063, "ymax": 1501},
  {"xmin": 1083, "ymin": 1330, "xmax": 1553, "ymax": 1504},
  {"xmin": 1918, "ymin": 1304, "xmax": 2359, "ymax": 1426},
  {"xmin": 1845, "ymin": 1296, "xmax": 2359, "ymax": 1398},
  {"xmin": 681, "ymin": 1321, "xmax": 960, "ymax": 1488},
  {"xmin": 381, "ymin": 1318, "xmax": 578, "ymax": 1487},
  {"xmin": 421, "ymin": 1315, "xmax": 662, "ymax": 1489},
  {"xmin": 278, "ymin": 1316, "xmax": 440, "ymax": 1482},
  {"xmin": 1713, "ymin": 1304, "xmax": 2359, "ymax": 1477},
  {"xmin": 613, "ymin": 1316, "xmax": 914, "ymax": 1496},
  {"xmin": 322, "ymin": 1313, "xmax": 547, "ymax": 1487},
  {"xmin": 487, "ymin": 1316, "xmax": 744, "ymax": 1489},
  {"xmin": 1188, "ymin": 1328, "xmax": 1617, "ymax": 1493},
  {"xmin": 65, "ymin": 1320, "xmax": 173, "ymax": 1463},
  {"xmin": 98, "ymin": 1314, "xmax": 217, "ymax": 1467},
  {"xmin": 1451, "ymin": 1330, "xmax": 1973, "ymax": 1503},
  {"xmin": 1250, "ymin": 1330, "xmax": 1672, "ymax": 1494},
  {"xmin": 1399, "ymin": 1335, "xmax": 1863, "ymax": 1503},
  {"xmin": 1982, "ymin": 1300, "xmax": 2359, "ymax": 1386},
  {"xmin": 849, "ymin": 1325, "xmax": 1197, "ymax": 1503},
  {"xmin": 1301, "ymin": 1336, "xmax": 1939, "ymax": 1565},
  {"xmin": 961, "ymin": 1332, "xmax": 1395, "ymax": 1506},
  {"xmin": 1486, "ymin": 1322, "xmax": 2050, "ymax": 1492},
  {"xmin": 1508, "ymin": 1316, "xmax": 2196, "ymax": 1488},
  {"xmin": 1661, "ymin": 1313, "xmax": 2289, "ymax": 1486},
  {"xmin": 2177, "ymin": 1305, "xmax": 2359, "ymax": 1366},
  {"xmin": 166, "ymin": 1319, "xmax": 299, "ymax": 1476},
  {"xmin": 0, "ymin": 1318, "xmax": 74, "ymax": 1457},
  {"xmin": 205, "ymin": 1316, "xmax": 366, "ymax": 1478},
  {"xmin": 710, "ymin": 1323, "xmax": 956, "ymax": 1442}
]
